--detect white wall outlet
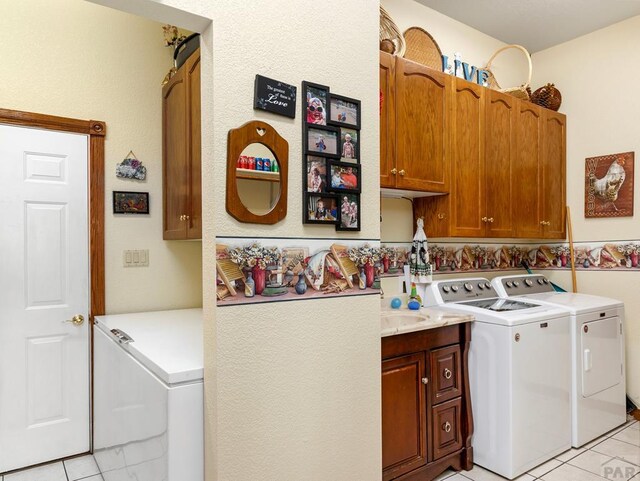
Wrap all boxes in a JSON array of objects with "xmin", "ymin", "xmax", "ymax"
[{"xmin": 123, "ymin": 249, "xmax": 149, "ymax": 267}]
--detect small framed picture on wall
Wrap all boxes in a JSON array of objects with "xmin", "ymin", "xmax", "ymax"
[
  {"xmin": 305, "ymin": 156, "xmax": 328, "ymax": 193},
  {"xmin": 305, "ymin": 193, "xmax": 338, "ymax": 224},
  {"xmin": 339, "ymin": 127, "xmax": 359, "ymax": 163},
  {"xmin": 336, "ymin": 193, "xmax": 360, "ymax": 231},
  {"xmin": 305, "ymin": 125, "xmax": 340, "ymax": 158},
  {"xmin": 113, "ymin": 191, "xmax": 149, "ymax": 214},
  {"xmin": 328, "ymin": 93, "xmax": 361, "ymax": 129},
  {"xmin": 302, "ymin": 81, "xmax": 330, "ymax": 126},
  {"xmin": 327, "ymin": 160, "xmax": 361, "ymax": 194}
]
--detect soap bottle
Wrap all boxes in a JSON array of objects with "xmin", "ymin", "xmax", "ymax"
[{"xmin": 408, "ymin": 282, "xmax": 422, "ymax": 310}]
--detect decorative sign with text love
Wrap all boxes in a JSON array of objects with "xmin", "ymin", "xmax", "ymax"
[{"xmin": 254, "ymin": 75, "xmax": 297, "ymax": 118}]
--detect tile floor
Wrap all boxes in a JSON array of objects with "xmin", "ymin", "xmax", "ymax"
[{"xmin": 1, "ymin": 418, "xmax": 638, "ymax": 481}]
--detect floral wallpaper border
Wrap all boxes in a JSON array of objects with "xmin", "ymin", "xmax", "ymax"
[
  {"xmin": 380, "ymin": 240, "xmax": 640, "ymax": 276},
  {"xmin": 216, "ymin": 237, "xmax": 381, "ymax": 306}
]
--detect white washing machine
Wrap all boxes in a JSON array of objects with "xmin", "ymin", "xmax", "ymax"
[
  {"xmin": 492, "ymin": 274, "xmax": 626, "ymax": 447},
  {"xmin": 423, "ymin": 278, "xmax": 572, "ymax": 480}
]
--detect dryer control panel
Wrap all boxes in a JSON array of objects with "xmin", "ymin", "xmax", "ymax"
[{"xmin": 429, "ymin": 278, "xmax": 499, "ymax": 304}]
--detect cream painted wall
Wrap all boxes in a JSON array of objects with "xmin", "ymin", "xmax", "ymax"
[
  {"xmin": 0, "ymin": 0, "xmax": 203, "ymax": 314},
  {"xmin": 532, "ymin": 16, "xmax": 640, "ymax": 404}
]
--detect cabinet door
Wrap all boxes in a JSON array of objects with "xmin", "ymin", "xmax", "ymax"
[
  {"xmin": 380, "ymin": 52, "xmax": 396, "ymax": 189},
  {"xmin": 541, "ymin": 110, "xmax": 566, "ymax": 239},
  {"xmin": 430, "ymin": 345, "xmax": 462, "ymax": 405},
  {"xmin": 162, "ymin": 66, "xmax": 189, "ymax": 240},
  {"xmin": 395, "ymin": 58, "xmax": 451, "ymax": 192},
  {"xmin": 450, "ymin": 78, "xmax": 485, "ymax": 237},
  {"xmin": 186, "ymin": 53, "xmax": 202, "ymax": 239},
  {"xmin": 514, "ymin": 102, "xmax": 543, "ymax": 238},
  {"xmin": 485, "ymin": 90, "xmax": 516, "ymax": 237},
  {"xmin": 382, "ymin": 353, "xmax": 427, "ymax": 480}
]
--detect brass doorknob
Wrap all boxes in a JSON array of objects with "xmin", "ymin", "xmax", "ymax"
[
  {"xmin": 481, "ymin": 216, "xmax": 488, "ymax": 222},
  {"xmin": 488, "ymin": 218, "xmax": 494, "ymax": 223},
  {"xmin": 398, "ymin": 169, "xmax": 406, "ymax": 176},
  {"xmin": 421, "ymin": 377, "xmax": 429, "ymax": 385},
  {"xmin": 64, "ymin": 314, "xmax": 84, "ymax": 326},
  {"xmin": 390, "ymin": 168, "xmax": 397, "ymax": 175}
]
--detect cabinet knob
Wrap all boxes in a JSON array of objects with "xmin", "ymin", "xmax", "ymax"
[
  {"xmin": 437, "ymin": 213, "xmax": 446, "ymax": 220},
  {"xmin": 443, "ymin": 368, "xmax": 452, "ymax": 380},
  {"xmin": 421, "ymin": 377, "xmax": 429, "ymax": 385},
  {"xmin": 443, "ymin": 421, "xmax": 452, "ymax": 433},
  {"xmin": 540, "ymin": 220, "xmax": 545, "ymax": 225},
  {"xmin": 390, "ymin": 168, "xmax": 397, "ymax": 175},
  {"xmin": 186, "ymin": 215, "xmax": 190, "ymax": 220},
  {"xmin": 481, "ymin": 216, "xmax": 488, "ymax": 222},
  {"xmin": 488, "ymin": 217, "xmax": 494, "ymax": 223},
  {"xmin": 398, "ymin": 169, "xmax": 406, "ymax": 176}
]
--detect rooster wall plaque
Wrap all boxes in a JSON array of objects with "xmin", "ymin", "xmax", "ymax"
[{"xmin": 585, "ymin": 151, "xmax": 634, "ymax": 218}]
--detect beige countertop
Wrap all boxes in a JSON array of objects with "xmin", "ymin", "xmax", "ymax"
[{"xmin": 381, "ymin": 302, "xmax": 474, "ymax": 338}]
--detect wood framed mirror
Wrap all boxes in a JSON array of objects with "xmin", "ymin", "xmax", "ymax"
[{"xmin": 226, "ymin": 120, "xmax": 288, "ymax": 224}]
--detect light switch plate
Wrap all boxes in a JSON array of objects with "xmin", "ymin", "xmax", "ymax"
[{"xmin": 123, "ymin": 249, "xmax": 149, "ymax": 267}]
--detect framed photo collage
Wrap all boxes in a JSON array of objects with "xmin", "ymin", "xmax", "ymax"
[{"xmin": 302, "ymin": 81, "xmax": 362, "ymax": 231}]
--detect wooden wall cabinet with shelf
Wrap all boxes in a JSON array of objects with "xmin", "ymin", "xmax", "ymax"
[
  {"xmin": 162, "ymin": 48, "xmax": 201, "ymax": 240},
  {"xmin": 380, "ymin": 53, "xmax": 451, "ymax": 194},
  {"xmin": 382, "ymin": 323, "xmax": 473, "ymax": 481}
]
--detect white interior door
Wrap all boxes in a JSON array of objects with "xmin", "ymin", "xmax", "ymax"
[{"xmin": 0, "ymin": 124, "xmax": 90, "ymax": 473}]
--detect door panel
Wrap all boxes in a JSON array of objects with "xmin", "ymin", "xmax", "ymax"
[
  {"xmin": 451, "ymin": 79, "xmax": 485, "ymax": 236},
  {"xmin": 582, "ymin": 317, "xmax": 622, "ymax": 397},
  {"xmin": 382, "ymin": 353, "xmax": 427, "ymax": 480},
  {"xmin": 0, "ymin": 125, "xmax": 89, "ymax": 472},
  {"xmin": 380, "ymin": 52, "xmax": 396, "ymax": 188},
  {"xmin": 395, "ymin": 58, "xmax": 450, "ymax": 192},
  {"xmin": 542, "ymin": 111, "xmax": 566, "ymax": 239},
  {"xmin": 162, "ymin": 67, "xmax": 188, "ymax": 239},
  {"xmin": 187, "ymin": 53, "xmax": 202, "ymax": 239},
  {"xmin": 485, "ymin": 90, "xmax": 516, "ymax": 237},
  {"xmin": 514, "ymin": 103, "xmax": 543, "ymax": 238}
]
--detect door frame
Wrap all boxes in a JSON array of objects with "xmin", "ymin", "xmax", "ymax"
[{"xmin": 0, "ymin": 107, "xmax": 105, "ymax": 459}]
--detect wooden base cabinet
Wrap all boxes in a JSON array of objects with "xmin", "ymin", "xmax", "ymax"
[
  {"xmin": 382, "ymin": 323, "xmax": 473, "ymax": 481},
  {"xmin": 162, "ymin": 49, "xmax": 201, "ymax": 240}
]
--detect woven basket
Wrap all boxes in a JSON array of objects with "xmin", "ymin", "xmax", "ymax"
[
  {"xmin": 531, "ymin": 83, "xmax": 562, "ymax": 111},
  {"xmin": 403, "ymin": 27, "xmax": 442, "ymax": 70},
  {"xmin": 484, "ymin": 44, "xmax": 532, "ymax": 101},
  {"xmin": 380, "ymin": 5, "xmax": 406, "ymax": 57}
]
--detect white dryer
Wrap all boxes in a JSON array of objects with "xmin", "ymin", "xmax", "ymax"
[
  {"xmin": 424, "ymin": 278, "xmax": 572, "ymax": 480},
  {"xmin": 492, "ymin": 274, "xmax": 626, "ymax": 447}
]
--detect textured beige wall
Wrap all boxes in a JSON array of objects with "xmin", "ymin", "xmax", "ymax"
[
  {"xmin": 0, "ymin": 0, "xmax": 203, "ymax": 314},
  {"xmin": 532, "ymin": 17, "xmax": 640, "ymax": 404},
  {"xmin": 207, "ymin": 1, "xmax": 381, "ymax": 479}
]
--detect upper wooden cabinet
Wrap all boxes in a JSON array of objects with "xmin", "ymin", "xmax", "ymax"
[
  {"xmin": 163, "ymin": 49, "xmax": 201, "ymax": 240},
  {"xmin": 381, "ymin": 54, "xmax": 451, "ymax": 193},
  {"xmin": 397, "ymin": 57, "xmax": 567, "ymax": 240}
]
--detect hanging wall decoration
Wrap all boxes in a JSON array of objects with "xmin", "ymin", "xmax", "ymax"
[
  {"xmin": 585, "ymin": 151, "xmax": 634, "ymax": 218},
  {"xmin": 116, "ymin": 151, "xmax": 147, "ymax": 181},
  {"xmin": 254, "ymin": 75, "xmax": 297, "ymax": 118},
  {"xmin": 113, "ymin": 191, "xmax": 149, "ymax": 214},
  {"xmin": 302, "ymin": 81, "xmax": 362, "ymax": 231}
]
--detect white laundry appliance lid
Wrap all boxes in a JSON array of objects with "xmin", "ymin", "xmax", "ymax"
[
  {"xmin": 514, "ymin": 292, "xmax": 623, "ymax": 314},
  {"xmin": 443, "ymin": 299, "xmax": 569, "ymax": 326},
  {"xmin": 94, "ymin": 308, "xmax": 203, "ymax": 385}
]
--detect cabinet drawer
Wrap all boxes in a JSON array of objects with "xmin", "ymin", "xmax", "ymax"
[
  {"xmin": 430, "ymin": 345, "xmax": 462, "ymax": 404},
  {"xmin": 431, "ymin": 397, "xmax": 463, "ymax": 460}
]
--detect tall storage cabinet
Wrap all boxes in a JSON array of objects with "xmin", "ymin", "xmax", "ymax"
[
  {"xmin": 380, "ymin": 52, "xmax": 396, "ymax": 189},
  {"xmin": 162, "ymin": 49, "xmax": 201, "ymax": 240}
]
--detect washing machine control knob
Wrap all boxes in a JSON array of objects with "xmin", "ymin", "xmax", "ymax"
[
  {"xmin": 524, "ymin": 279, "xmax": 533, "ymax": 287},
  {"xmin": 463, "ymin": 283, "xmax": 473, "ymax": 292},
  {"xmin": 513, "ymin": 281, "xmax": 520, "ymax": 287},
  {"xmin": 543, "ymin": 278, "xmax": 549, "ymax": 284},
  {"xmin": 477, "ymin": 283, "xmax": 484, "ymax": 290},
  {"xmin": 451, "ymin": 285, "xmax": 459, "ymax": 293},
  {"xmin": 537, "ymin": 278, "xmax": 544, "ymax": 285},
  {"xmin": 484, "ymin": 282, "xmax": 491, "ymax": 289},
  {"xmin": 442, "ymin": 285, "xmax": 450, "ymax": 293},
  {"xmin": 506, "ymin": 281, "xmax": 513, "ymax": 288}
]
